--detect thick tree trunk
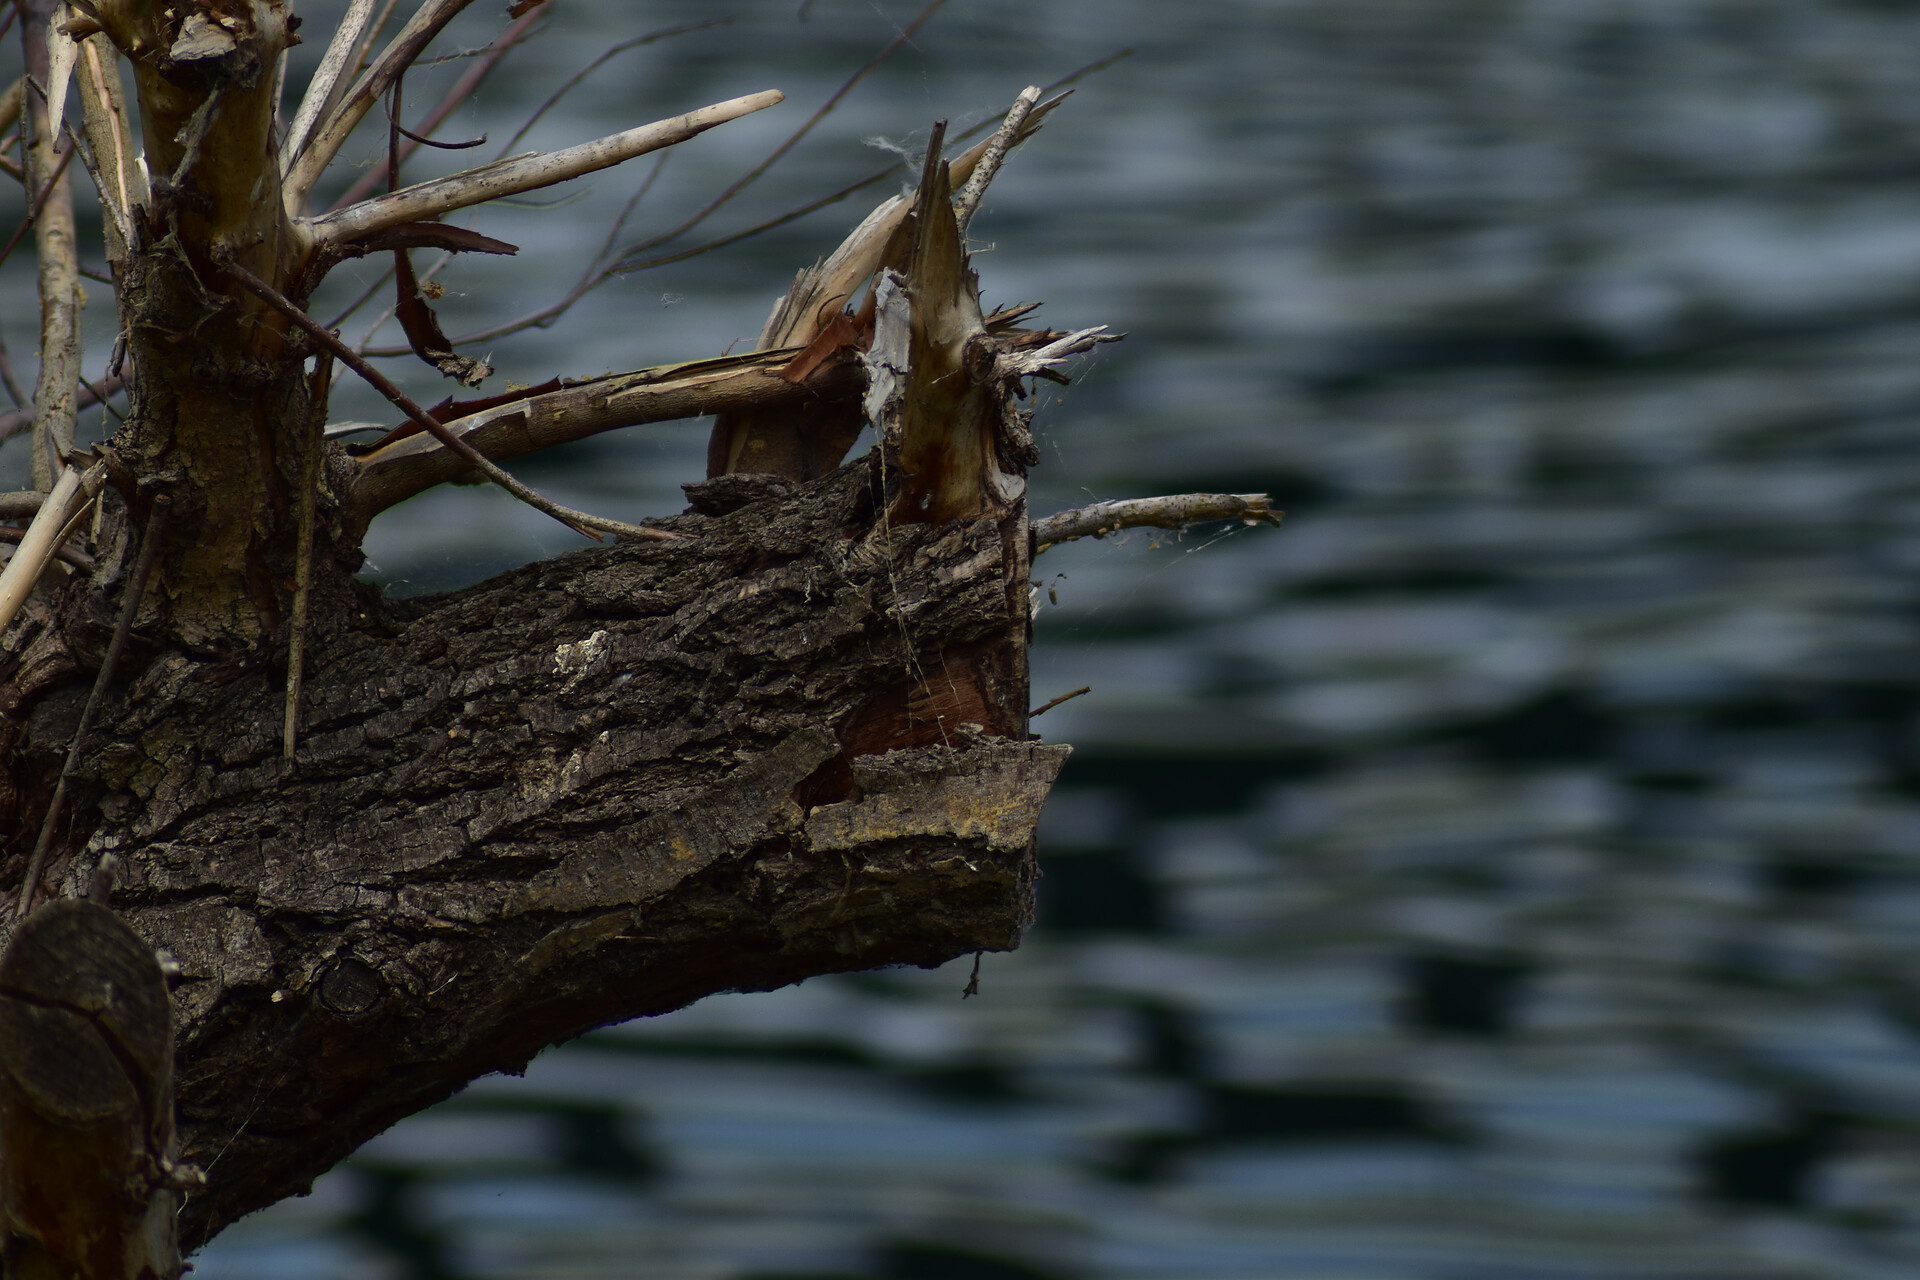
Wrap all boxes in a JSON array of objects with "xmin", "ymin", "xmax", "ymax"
[{"xmin": 3, "ymin": 450, "xmax": 1065, "ymax": 1250}]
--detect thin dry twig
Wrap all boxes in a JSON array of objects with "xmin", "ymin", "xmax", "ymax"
[
  {"xmin": 16, "ymin": 491, "xmax": 169, "ymax": 921},
  {"xmin": 490, "ymin": 18, "xmax": 726, "ymax": 164},
  {"xmin": 608, "ymin": 0, "xmax": 952, "ymax": 271},
  {"xmin": 367, "ymin": 50, "xmax": 1128, "ymax": 354},
  {"xmin": 19, "ymin": 5, "xmax": 83, "ymax": 495},
  {"xmin": 222, "ymin": 256, "xmax": 681, "ymax": 543},
  {"xmin": 0, "ymin": 372, "xmax": 120, "ymax": 446},
  {"xmin": 1032, "ymin": 493, "xmax": 1284, "ymax": 553},
  {"xmin": 327, "ymin": 0, "xmax": 551, "ymax": 210},
  {"xmin": 1029, "ymin": 686, "xmax": 1090, "ymax": 718},
  {"xmin": 284, "ymin": 0, "xmax": 483, "ymax": 211}
]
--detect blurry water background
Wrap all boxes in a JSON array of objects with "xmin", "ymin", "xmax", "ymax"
[{"xmin": 10, "ymin": 0, "xmax": 1920, "ymax": 1276}]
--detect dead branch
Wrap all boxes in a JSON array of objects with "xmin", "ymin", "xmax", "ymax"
[
  {"xmin": 0, "ymin": 457, "xmax": 102, "ymax": 637},
  {"xmin": 609, "ymin": 0, "xmax": 952, "ymax": 270},
  {"xmin": 1032, "ymin": 492, "xmax": 1284, "ymax": 553},
  {"xmin": 343, "ymin": 346, "xmax": 866, "ymax": 532},
  {"xmin": 306, "ymin": 90, "xmax": 784, "ymax": 254},
  {"xmin": 279, "ymin": 0, "xmax": 377, "ymax": 173}
]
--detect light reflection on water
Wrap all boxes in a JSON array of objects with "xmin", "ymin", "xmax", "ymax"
[{"xmin": 157, "ymin": 0, "xmax": 1920, "ymax": 1275}]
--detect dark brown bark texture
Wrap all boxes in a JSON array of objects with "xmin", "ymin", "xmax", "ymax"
[{"xmin": 0, "ymin": 453, "xmax": 1065, "ymax": 1250}]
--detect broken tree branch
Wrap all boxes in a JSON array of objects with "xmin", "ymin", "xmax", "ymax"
[
  {"xmin": 343, "ymin": 346, "xmax": 863, "ymax": 532},
  {"xmin": 0, "ymin": 458, "xmax": 102, "ymax": 637},
  {"xmin": 1032, "ymin": 493, "xmax": 1284, "ymax": 553},
  {"xmin": 306, "ymin": 90, "xmax": 784, "ymax": 253}
]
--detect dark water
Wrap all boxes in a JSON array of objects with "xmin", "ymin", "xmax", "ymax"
[{"xmin": 12, "ymin": 0, "xmax": 1920, "ymax": 1276}]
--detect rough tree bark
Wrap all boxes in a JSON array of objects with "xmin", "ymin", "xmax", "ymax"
[{"xmin": 0, "ymin": 4, "xmax": 1276, "ymax": 1274}]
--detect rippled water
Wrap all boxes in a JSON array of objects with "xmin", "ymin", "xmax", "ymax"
[{"xmin": 11, "ymin": 0, "xmax": 1920, "ymax": 1276}]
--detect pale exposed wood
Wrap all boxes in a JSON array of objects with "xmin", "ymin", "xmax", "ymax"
[
  {"xmin": 1032, "ymin": 492, "xmax": 1284, "ymax": 552},
  {"xmin": 73, "ymin": 31, "xmax": 144, "ymax": 270},
  {"xmin": 306, "ymin": 91, "xmax": 786, "ymax": 253},
  {"xmin": 278, "ymin": 0, "xmax": 375, "ymax": 176},
  {"xmin": 22, "ymin": 1, "xmax": 82, "ymax": 493},
  {"xmin": 755, "ymin": 94, "xmax": 1066, "ymax": 352}
]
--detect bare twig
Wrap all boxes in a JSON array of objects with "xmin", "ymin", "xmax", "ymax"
[
  {"xmin": 0, "ymin": 135, "xmax": 73, "ymax": 272},
  {"xmin": 490, "ymin": 18, "xmax": 726, "ymax": 164},
  {"xmin": 609, "ymin": 0, "xmax": 951, "ymax": 270},
  {"xmin": 366, "ymin": 51, "xmax": 1124, "ymax": 355},
  {"xmin": 0, "ymin": 372, "xmax": 120, "ymax": 446},
  {"xmin": 20, "ymin": 29, "xmax": 79, "ymax": 495},
  {"xmin": 17, "ymin": 492, "xmax": 168, "ymax": 921},
  {"xmin": 284, "ymin": 0, "xmax": 483, "ymax": 212},
  {"xmin": 306, "ymin": 90, "xmax": 784, "ymax": 253},
  {"xmin": 385, "ymin": 99, "xmax": 1064, "ymax": 355},
  {"xmin": 1032, "ymin": 493, "xmax": 1283, "ymax": 553},
  {"xmin": 327, "ymin": 0, "xmax": 550, "ymax": 210},
  {"xmin": 1029, "ymin": 686, "xmax": 1090, "ymax": 718},
  {"xmin": 222, "ymin": 257, "xmax": 680, "ymax": 543},
  {"xmin": 73, "ymin": 30, "xmax": 145, "ymax": 268}
]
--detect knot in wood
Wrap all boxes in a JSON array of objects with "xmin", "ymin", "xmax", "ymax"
[{"xmin": 318, "ymin": 956, "xmax": 383, "ymax": 1018}]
